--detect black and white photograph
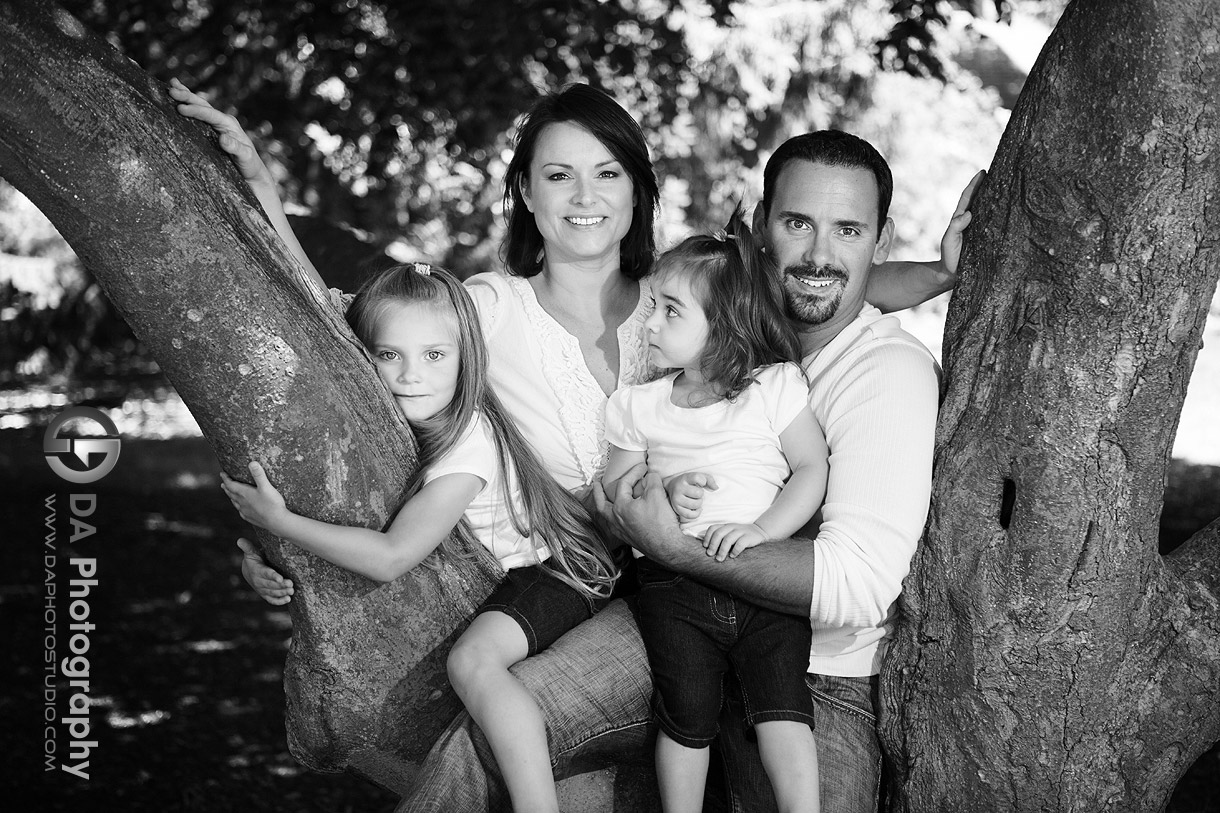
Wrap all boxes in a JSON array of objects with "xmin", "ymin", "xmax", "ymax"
[{"xmin": 3, "ymin": 1, "xmax": 1217, "ymax": 811}]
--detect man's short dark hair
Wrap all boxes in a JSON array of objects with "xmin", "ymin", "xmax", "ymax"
[{"xmin": 761, "ymin": 131, "xmax": 893, "ymax": 231}]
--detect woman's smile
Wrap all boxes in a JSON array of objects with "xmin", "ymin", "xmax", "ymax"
[{"xmin": 521, "ymin": 121, "xmax": 635, "ymax": 264}]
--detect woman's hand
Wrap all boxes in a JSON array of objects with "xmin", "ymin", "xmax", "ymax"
[
  {"xmin": 169, "ymin": 79, "xmax": 273, "ymax": 187},
  {"xmin": 220, "ymin": 462, "xmax": 290, "ymax": 534},
  {"xmin": 168, "ymin": 79, "xmax": 326, "ymax": 286},
  {"xmin": 236, "ymin": 538, "xmax": 294, "ymax": 606}
]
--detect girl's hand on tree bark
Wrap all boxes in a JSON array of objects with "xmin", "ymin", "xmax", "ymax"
[
  {"xmin": 236, "ymin": 538, "xmax": 294, "ymax": 606},
  {"xmin": 169, "ymin": 79, "xmax": 274, "ymax": 188},
  {"xmin": 220, "ymin": 461, "xmax": 291, "ymax": 534}
]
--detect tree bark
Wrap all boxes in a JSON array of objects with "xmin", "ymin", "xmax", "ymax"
[
  {"xmin": 7, "ymin": 0, "xmax": 1220, "ymax": 808},
  {"xmin": 881, "ymin": 0, "xmax": 1220, "ymax": 810},
  {"xmin": 0, "ymin": 2, "xmax": 498, "ymax": 793}
]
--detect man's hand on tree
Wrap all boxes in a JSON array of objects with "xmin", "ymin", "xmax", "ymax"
[{"xmin": 938, "ymin": 169, "xmax": 986, "ymax": 281}]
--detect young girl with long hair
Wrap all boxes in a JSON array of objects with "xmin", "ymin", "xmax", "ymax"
[
  {"xmin": 602, "ymin": 215, "xmax": 826, "ymax": 813},
  {"xmin": 221, "ymin": 262, "xmax": 618, "ymax": 813}
]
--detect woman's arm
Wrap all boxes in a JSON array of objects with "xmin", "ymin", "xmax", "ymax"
[
  {"xmin": 236, "ymin": 537, "xmax": 294, "ymax": 605},
  {"xmin": 168, "ymin": 80, "xmax": 326, "ymax": 292},
  {"xmin": 865, "ymin": 169, "xmax": 985, "ymax": 312},
  {"xmin": 221, "ymin": 461, "xmax": 481, "ymax": 582}
]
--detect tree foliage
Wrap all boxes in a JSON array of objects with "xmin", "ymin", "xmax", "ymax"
[
  {"xmin": 56, "ymin": 0, "xmax": 1033, "ymax": 256},
  {"xmin": 7, "ymin": 0, "xmax": 1043, "ymax": 385}
]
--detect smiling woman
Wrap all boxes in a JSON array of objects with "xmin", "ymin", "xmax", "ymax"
[
  {"xmin": 518, "ymin": 122, "xmax": 636, "ymax": 272},
  {"xmin": 175, "ymin": 81, "xmax": 664, "ymax": 810}
]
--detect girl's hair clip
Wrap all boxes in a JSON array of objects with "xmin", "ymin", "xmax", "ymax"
[
  {"xmin": 411, "ymin": 262, "xmax": 432, "ymax": 276},
  {"xmin": 712, "ymin": 229, "xmax": 735, "ymax": 242}
]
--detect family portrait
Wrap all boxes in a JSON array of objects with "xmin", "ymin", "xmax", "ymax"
[{"xmin": 3, "ymin": 0, "xmax": 1217, "ymax": 811}]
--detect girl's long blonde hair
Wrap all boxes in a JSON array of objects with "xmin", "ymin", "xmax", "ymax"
[{"xmin": 346, "ymin": 262, "xmax": 619, "ymax": 599}]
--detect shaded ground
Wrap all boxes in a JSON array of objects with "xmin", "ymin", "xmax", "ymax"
[
  {"xmin": 2, "ymin": 424, "xmax": 1217, "ymax": 811},
  {"xmin": 1, "ymin": 427, "xmax": 397, "ymax": 812}
]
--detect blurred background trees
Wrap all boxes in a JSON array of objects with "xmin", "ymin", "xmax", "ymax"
[
  {"xmin": 4, "ymin": 4, "xmax": 1217, "ymax": 807},
  {"xmin": 2, "ymin": 0, "xmax": 1061, "ymax": 386}
]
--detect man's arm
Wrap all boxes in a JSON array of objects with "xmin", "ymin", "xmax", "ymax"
[
  {"xmin": 865, "ymin": 169, "xmax": 984, "ymax": 312},
  {"xmin": 594, "ymin": 467, "xmax": 814, "ymax": 616},
  {"xmin": 806, "ymin": 339, "xmax": 938, "ymax": 629},
  {"xmin": 595, "ymin": 337, "xmax": 938, "ymax": 626}
]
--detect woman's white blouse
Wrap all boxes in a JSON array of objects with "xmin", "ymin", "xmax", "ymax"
[{"xmin": 464, "ymin": 271, "xmax": 654, "ymax": 492}]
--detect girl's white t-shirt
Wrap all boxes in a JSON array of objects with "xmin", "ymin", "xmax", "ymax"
[
  {"xmin": 604, "ymin": 362, "xmax": 821, "ymax": 540},
  {"xmin": 422, "ymin": 413, "xmax": 549, "ymax": 571}
]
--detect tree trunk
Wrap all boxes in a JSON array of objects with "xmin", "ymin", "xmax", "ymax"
[
  {"xmin": 881, "ymin": 0, "xmax": 1220, "ymax": 810},
  {"xmin": 0, "ymin": 2, "xmax": 498, "ymax": 793},
  {"xmin": 8, "ymin": 0, "xmax": 1220, "ymax": 808}
]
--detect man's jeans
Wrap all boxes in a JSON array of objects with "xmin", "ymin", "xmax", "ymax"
[
  {"xmin": 397, "ymin": 599, "xmax": 655, "ymax": 812},
  {"xmin": 710, "ymin": 673, "xmax": 882, "ymax": 813},
  {"xmin": 395, "ymin": 599, "xmax": 882, "ymax": 813}
]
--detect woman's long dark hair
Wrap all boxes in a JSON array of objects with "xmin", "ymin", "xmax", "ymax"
[
  {"xmin": 346, "ymin": 263, "xmax": 618, "ymax": 598},
  {"xmin": 653, "ymin": 211, "xmax": 802, "ymax": 400},
  {"xmin": 502, "ymin": 83, "xmax": 659, "ymax": 281}
]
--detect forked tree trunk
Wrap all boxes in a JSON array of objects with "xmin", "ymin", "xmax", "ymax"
[
  {"xmin": 880, "ymin": 0, "xmax": 1220, "ymax": 810},
  {"xmin": 0, "ymin": 2, "xmax": 498, "ymax": 793},
  {"xmin": 5, "ymin": 0, "xmax": 1219, "ymax": 809}
]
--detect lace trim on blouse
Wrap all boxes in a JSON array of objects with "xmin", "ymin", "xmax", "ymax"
[{"xmin": 506, "ymin": 276, "xmax": 654, "ymax": 485}]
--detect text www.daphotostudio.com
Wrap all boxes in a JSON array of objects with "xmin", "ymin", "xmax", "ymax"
[{"xmin": 41, "ymin": 407, "xmax": 122, "ymax": 781}]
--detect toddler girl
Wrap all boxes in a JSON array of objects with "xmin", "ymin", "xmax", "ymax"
[
  {"xmin": 602, "ymin": 218, "xmax": 825, "ymax": 813},
  {"xmin": 221, "ymin": 263, "xmax": 618, "ymax": 813}
]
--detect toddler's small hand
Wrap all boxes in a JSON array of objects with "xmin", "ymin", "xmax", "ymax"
[
  {"xmin": 665, "ymin": 471, "xmax": 719, "ymax": 521},
  {"xmin": 702, "ymin": 523, "xmax": 767, "ymax": 562}
]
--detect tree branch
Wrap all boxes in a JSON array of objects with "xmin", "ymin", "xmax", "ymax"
[
  {"xmin": 0, "ymin": 2, "xmax": 498, "ymax": 792},
  {"xmin": 1166, "ymin": 516, "xmax": 1220, "ymax": 599}
]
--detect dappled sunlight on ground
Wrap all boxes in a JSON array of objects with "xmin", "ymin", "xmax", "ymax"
[
  {"xmin": 0, "ymin": 380, "xmax": 201, "ymax": 437},
  {"xmin": 2, "ymin": 429, "xmax": 397, "ymax": 811}
]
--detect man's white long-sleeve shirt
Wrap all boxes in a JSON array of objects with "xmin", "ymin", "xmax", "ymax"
[{"xmin": 804, "ymin": 304, "xmax": 939, "ymax": 677}]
